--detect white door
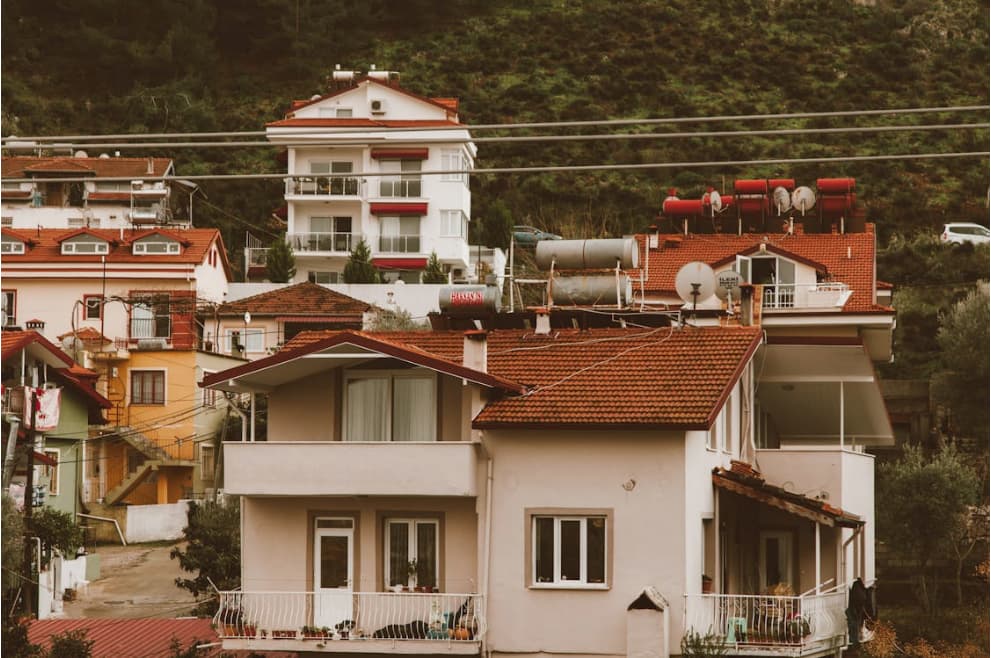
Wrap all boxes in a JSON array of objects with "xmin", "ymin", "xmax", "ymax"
[{"xmin": 314, "ymin": 519, "xmax": 354, "ymax": 629}]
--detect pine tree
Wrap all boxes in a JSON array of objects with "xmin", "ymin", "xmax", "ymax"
[
  {"xmin": 342, "ymin": 239, "xmax": 380, "ymax": 283},
  {"xmin": 265, "ymin": 238, "xmax": 296, "ymax": 283},
  {"xmin": 422, "ymin": 251, "xmax": 448, "ymax": 284}
]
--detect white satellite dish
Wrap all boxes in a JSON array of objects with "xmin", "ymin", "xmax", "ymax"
[
  {"xmin": 792, "ymin": 186, "xmax": 816, "ymax": 215},
  {"xmin": 772, "ymin": 186, "xmax": 792, "ymax": 214},
  {"xmin": 675, "ymin": 261, "xmax": 717, "ymax": 311},
  {"xmin": 709, "ymin": 190, "xmax": 723, "ymax": 213},
  {"xmin": 714, "ymin": 270, "xmax": 742, "ymax": 301}
]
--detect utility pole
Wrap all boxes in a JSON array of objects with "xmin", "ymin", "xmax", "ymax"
[{"xmin": 22, "ymin": 386, "xmax": 38, "ymax": 617}]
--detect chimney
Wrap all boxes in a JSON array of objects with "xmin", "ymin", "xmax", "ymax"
[
  {"xmin": 463, "ymin": 330, "xmax": 488, "ymax": 373},
  {"xmin": 534, "ymin": 307, "xmax": 551, "ymax": 335}
]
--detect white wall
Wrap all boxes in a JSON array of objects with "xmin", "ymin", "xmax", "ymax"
[{"xmin": 125, "ymin": 500, "xmax": 190, "ymax": 543}]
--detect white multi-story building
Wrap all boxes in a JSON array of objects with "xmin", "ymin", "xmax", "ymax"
[{"xmin": 253, "ymin": 70, "xmax": 475, "ymax": 285}]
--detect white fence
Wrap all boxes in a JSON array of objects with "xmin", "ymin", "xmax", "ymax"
[{"xmin": 215, "ymin": 591, "xmax": 484, "ymax": 642}]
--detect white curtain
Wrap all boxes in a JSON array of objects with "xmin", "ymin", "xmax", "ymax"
[
  {"xmin": 345, "ymin": 378, "xmax": 389, "ymax": 441},
  {"xmin": 393, "ymin": 376, "xmax": 434, "ymax": 441}
]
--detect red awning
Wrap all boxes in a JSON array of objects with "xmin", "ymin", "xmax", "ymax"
[
  {"xmin": 369, "ymin": 202, "xmax": 428, "ymax": 216},
  {"xmin": 370, "ymin": 148, "xmax": 429, "ymax": 160},
  {"xmin": 372, "ymin": 258, "xmax": 428, "ymax": 270}
]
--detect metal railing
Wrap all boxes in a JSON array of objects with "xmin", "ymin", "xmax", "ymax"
[
  {"xmin": 378, "ymin": 234, "xmax": 421, "ymax": 253},
  {"xmin": 762, "ymin": 283, "xmax": 850, "ymax": 310},
  {"xmin": 214, "ymin": 591, "xmax": 484, "ymax": 642},
  {"xmin": 378, "ymin": 179, "xmax": 422, "ymax": 198},
  {"xmin": 684, "ymin": 591, "xmax": 847, "ymax": 654},
  {"xmin": 129, "ymin": 318, "xmax": 171, "ymax": 340},
  {"xmin": 246, "ymin": 248, "xmax": 269, "ymax": 267},
  {"xmin": 286, "ymin": 176, "xmax": 361, "ymax": 197},
  {"xmin": 289, "ymin": 232, "xmax": 361, "ymax": 253}
]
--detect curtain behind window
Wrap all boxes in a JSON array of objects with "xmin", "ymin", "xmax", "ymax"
[
  {"xmin": 393, "ymin": 376, "xmax": 434, "ymax": 441},
  {"xmin": 345, "ymin": 378, "xmax": 389, "ymax": 441}
]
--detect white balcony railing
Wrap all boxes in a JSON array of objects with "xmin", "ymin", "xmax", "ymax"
[
  {"xmin": 285, "ymin": 176, "xmax": 361, "ymax": 197},
  {"xmin": 215, "ymin": 591, "xmax": 484, "ymax": 644},
  {"xmin": 289, "ymin": 232, "xmax": 362, "ymax": 253},
  {"xmin": 762, "ymin": 283, "xmax": 851, "ymax": 310},
  {"xmin": 378, "ymin": 234, "xmax": 421, "ymax": 253},
  {"xmin": 245, "ymin": 247, "xmax": 268, "ymax": 268},
  {"xmin": 684, "ymin": 591, "xmax": 847, "ymax": 656}
]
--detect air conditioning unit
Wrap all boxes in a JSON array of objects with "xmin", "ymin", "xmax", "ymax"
[
  {"xmin": 370, "ymin": 99, "xmax": 386, "ymax": 115},
  {"xmin": 135, "ymin": 338, "xmax": 169, "ymax": 351}
]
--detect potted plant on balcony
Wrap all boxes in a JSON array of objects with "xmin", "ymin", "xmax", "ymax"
[
  {"xmin": 406, "ymin": 559, "xmax": 418, "ymax": 589},
  {"xmin": 302, "ymin": 625, "xmax": 332, "ymax": 640}
]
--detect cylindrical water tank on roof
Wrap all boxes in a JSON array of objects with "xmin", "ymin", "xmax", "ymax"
[
  {"xmin": 767, "ymin": 178, "xmax": 795, "ymax": 191},
  {"xmin": 438, "ymin": 286, "xmax": 501, "ymax": 315},
  {"xmin": 536, "ymin": 238, "xmax": 639, "ymax": 271},
  {"xmin": 734, "ymin": 179, "xmax": 769, "ymax": 194},
  {"xmin": 551, "ymin": 275, "xmax": 633, "ymax": 306},
  {"xmin": 662, "ymin": 198, "xmax": 703, "ymax": 217},
  {"xmin": 816, "ymin": 178, "xmax": 855, "ymax": 194}
]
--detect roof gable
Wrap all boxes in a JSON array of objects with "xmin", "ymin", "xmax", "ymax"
[
  {"xmin": 216, "ymin": 282, "xmax": 369, "ymax": 317},
  {"xmin": 2, "ymin": 156, "xmax": 173, "ymax": 179},
  {"xmin": 284, "ymin": 77, "xmax": 460, "ymax": 120}
]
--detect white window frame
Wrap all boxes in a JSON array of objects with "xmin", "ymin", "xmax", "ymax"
[
  {"xmin": 1, "ymin": 238, "xmax": 25, "ymax": 254},
  {"xmin": 133, "ymin": 239, "xmax": 181, "ymax": 255},
  {"xmin": 440, "ymin": 149, "xmax": 470, "ymax": 185},
  {"xmin": 61, "ymin": 236, "xmax": 110, "ymax": 255},
  {"xmin": 201, "ymin": 370, "xmax": 219, "ymax": 407},
  {"xmin": 43, "ymin": 448, "xmax": 60, "ymax": 496},
  {"xmin": 722, "ymin": 392, "xmax": 733, "ymax": 453},
  {"xmin": 1, "ymin": 217, "xmax": 13, "ymax": 227},
  {"xmin": 2, "ymin": 290, "xmax": 16, "ymax": 326},
  {"xmin": 308, "ymin": 271, "xmax": 339, "ymax": 284},
  {"xmin": 439, "ymin": 210, "xmax": 468, "ymax": 238},
  {"xmin": 383, "ymin": 518, "xmax": 440, "ymax": 590},
  {"xmin": 343, "ymin": 370, "xmax": 436, "ymax": 442},
  {"xmin": 130, "ymin": 368, "xmax": 167, "ymax": 405},
  {"xmin": 222, "ymin": 327, "xmax": 265, "ymax": 354},
  {"xmin": 199, "ymin": 444, "xmax": 215, "ymax": 480},
  {"xmin": 759, "ymin": 530, "xmax": 795, "ymax": 592},
  {"xmin": 531, "ymin": 513, "xmax": 609, "ymax": 589},
  {"xmin": 83, "ymin": 295, "xmax": 103, "ymax": 321}
]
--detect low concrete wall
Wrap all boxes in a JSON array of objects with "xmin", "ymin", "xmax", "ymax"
[{"xmin": 125, "ymin": 500, "xmax": 191, "ymax": 543}]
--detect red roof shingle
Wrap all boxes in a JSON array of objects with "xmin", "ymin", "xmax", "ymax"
[
  {"xmin": 2, "ymin": 156, "xmax": 173, "ymax": 179},
  {"xmin": 216, "ymin": 281, "xmax": 369, "ymax": 317}
]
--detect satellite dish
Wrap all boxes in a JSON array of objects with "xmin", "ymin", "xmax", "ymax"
[
  {"xmin": 792, "ymin": 186, "xmax": 816, "ymax": 215},
  {"xmin": 708, "ymin": 190, "xmax": 723, "ymax": 213},
  {"xmin": 772, "ymin": 186, "xmax": 792, "ymax": 214},
  {"xmin": 675, "ymin": 261, "xmax": 717, "ymax": 310},
  {"xmin": 714, "ymin": 270, "xmax": 742, "ymax": 302}
]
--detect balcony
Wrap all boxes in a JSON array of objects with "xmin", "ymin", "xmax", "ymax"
[
  {"xmin": 245, "ymin": 247, "xmax": 268, "ymax": 269},
  {"xmin": 223, "ymin": 441, "xmax": 479, "ymax": 497},
  {"xmin": 378, "ymin": 234, "xmax": 422, "ymax": 254},
  {"xmin": 755, "ymin": 448, "xmax": 874, "ymax": 512},
  {"xmin": 129, "ymin": 318, "xmax": 171, "ymax": 342},
  {"xmin": 761, "ymin": 283, "xmax": 851, "ymax": 311},
  {"xmin": 289, "ymin": 232, "xmax": 361, "ymax": 254},
  {"xmin": 215, "ymin": 591, "xmax": 484, "ymax": 654},
  {"xmin": 285, "ymin": 176, "xmax": 362, "ymax": 198},
  {"xmin": 684, "ymin": 591, "xmax": 849, "ymax": 657}
]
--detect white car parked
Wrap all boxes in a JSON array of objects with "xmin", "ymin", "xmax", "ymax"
[{"xmin": 940, "ymin": 222, "xmax": 990, "ymax": 246}]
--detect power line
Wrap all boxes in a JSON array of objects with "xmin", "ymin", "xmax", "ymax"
[
  {"xmin": 14, "ymin": 121, "xmax": 989, "ymax": 151},
  {"xmin": 7, "ymin": 104, "xmax": 988, "ymax": 142}
]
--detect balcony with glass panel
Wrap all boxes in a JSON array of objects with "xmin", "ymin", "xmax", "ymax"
[
  {"xmin": 289, "ymin": 232, "xmax": 362, "ymax": 254},
  {"xmin": 285, "ymin": 176, "xmax": 362, "ymax": 199},
  {"xmin": 378, "ymin": 234, "xmax": 422, "ymax": 254}
]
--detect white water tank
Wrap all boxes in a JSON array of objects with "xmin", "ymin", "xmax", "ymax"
[{"xmin": 536, "ymin": 238, "xmax": 639, "ymax": 271}]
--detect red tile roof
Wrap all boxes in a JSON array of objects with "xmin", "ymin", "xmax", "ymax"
[
  {"xmin": 281, "ymin": 77, "xmax": 461, "ymax": 118},
  {"xmin": 3, "ymin": 156, "xmax": 173, "ymax": 178},
  {"xmin": 1, "ymin": 228, "xmax": 231, "ymax": 277},
  {"xmin": 267, "ymin": 326, "xmax": 763, "ymax": 429},
  {"xmin": 638, "ymin": 225, "xmax": 888, "ymax": 313},
  {"xmin": 27, "ymin": 618, "xmax": 287, "ymax": 658},
  {"xmin": 216, "ymin": 281, "xmax": 369, "ymax": 317},
  {"xmin": 57, "ymin": 327, "xmax": 112, "ymax": 344},
  {"xmin": 267, "ymin": 118, "xmax": 462, "ymax": 129},
  {"xmin": 1, "ymin": 330, "xmax": 72, "ymax": 365}
]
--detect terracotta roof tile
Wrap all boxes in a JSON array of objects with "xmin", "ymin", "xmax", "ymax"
[
  {"xmin": 280, "ymin": 326, "xmax": 763, "ymax": 429},
  {"xmin": 282, "ymin": 77, "xmax": 461, "ymax": 118},
  {"xmin": 638, "ymin": 225, "xmax": 886, "ymax": 312},
  {"xmin": 267, "ymin": 118, "xmax": 461, "ymax": 129},
  {"xmin": 216, "ymin": 281, "xmax": 369, "ymax": 317},
  {"xmin": 2, "ymin": 156, "xmax": 173, "ymax": 178}
]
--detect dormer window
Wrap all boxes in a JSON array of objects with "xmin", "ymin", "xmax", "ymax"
[
  {"xmin": 1, "ymin": 235, "xmax": 25, "ymax": 254},
  {"xmin": 61, "ymin": 235, "xmax": 109, "ymax": 254},
  {"xmin": 133, "ymin": 236, "xmax": 181, "ymax": 255}
]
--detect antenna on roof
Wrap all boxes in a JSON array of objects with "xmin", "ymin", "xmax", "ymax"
[
  {"xmin": 791, "ymin": 186, "xmax": 816, "ymax": 216},
  {"xmin": 675, "ymin": 261, "xmax": 716, "ymax": 324},
  {"xmin": 714, "ymin": 270, "xmax": 743, "ymax": 317},
  {"xmin": 772, "ymin": 186, "xmax": 792, "ymax": 215}
]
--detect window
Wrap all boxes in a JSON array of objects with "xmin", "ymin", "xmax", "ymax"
[
  {"xmin": 344, "ymin": 372, "xmax": 435, "ymax": 442},
  {"xmin": 200, "ymin": 445, "xmax": 215, "ymax": 480},
  {"xmin": 531, "ymin": 513, "xmax": 608, "ymax": 587},
  {"xmin": 130, "ymin": 294, "xmax": 171, "ymax": 339},
  {"xmin": 131, "ymin": 370, "xmax": 165, "ymax": 405},
  {"xmin": 759, "ymin": 530, "xmax": 794, "ymax": 592},
  {"xmin": 440, "ymin": 210, "xmax": 468, "ymax": 238},
  {"xmin": 385, "ymin": 518, "xmax": 439, "ymax": 590},
  {"xmin": 1, "ymin": 217, "xmax": 12, "ymax": 227},
  {"xmin": 1, "ymin": 235, "xmax": 25, "ymax": 254},
  {"xmin": 379, "ymin": 160, "xmax": 421, "ymax": 197},
  {"xmin": 307, "ymin": 216, "xmax": 354, "ymax": 251},
  {"xmin": 43, "ymin": 449, "xmax": 59, "ymax": 495},
  {"xmin": 379, "ymin": 216, "xmax": 420, "ymax": 253},
  {"xmin": 440, "ymin": 149, "xmax": 470, "ymax": 184},
  {"xmin": 223, "ymin": 328, "xmax": 265, "ymax": 354},
  {"xmin": 308, "ymin": 271, "xmax": 340, "ymax": 284},
  {"xmin": 83, "ymin": 295, "xmax": 103, "ymax": 321},
  {"xmin": 723, "ymin": 393, "xmax": 733, "ymax": 452},
  {"xmin": 201, "ymin": 371, "xmax": 219, "ymax": 406},
  {"xmin": 61, "ymin": 235, "xmax": 109, "ymax": 254},
  {"xmin": 1, "ymin": 290, "xmax": 15, "ymax": 326},
  {"xmin": 133, "ymin": 238, "xmax": 181, "ymax": 255},
  {"xmin": 708, "ymin": 419, "xmax": 718, "ymax": 450}
]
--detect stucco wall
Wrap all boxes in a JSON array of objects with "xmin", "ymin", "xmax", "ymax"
[{"xmin": 267, "ymin": 370, "xmax": 337, "ymax": 441}]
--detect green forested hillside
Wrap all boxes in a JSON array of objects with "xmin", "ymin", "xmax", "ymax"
[{"xmin": 2, "ymin": 0, "xmax": 988, "ymax": 259}]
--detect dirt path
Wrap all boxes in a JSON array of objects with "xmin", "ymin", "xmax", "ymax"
[{"xmin": 62, "ymin": 542, "xmax": 200, "ymax": 619}]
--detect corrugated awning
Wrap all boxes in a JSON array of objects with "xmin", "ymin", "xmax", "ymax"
[
  {"xmin": 370, "ymin": 148, "xmax": 429, "ymax": 160},
  {"xmin": 372, "ymin": 257, "xmax": 428, "ymax": 270},
  {"xmin": 369, "ymin": 202, "xmax": 428, "ymax": 216},
  {"xmin": 713, "ymin": 463, "xmax": 863, "ymax": 528}
]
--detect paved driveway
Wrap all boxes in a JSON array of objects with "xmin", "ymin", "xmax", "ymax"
[{"xmin": 62, "ymin": 542, "xmax": 200, "ymax": 619}]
